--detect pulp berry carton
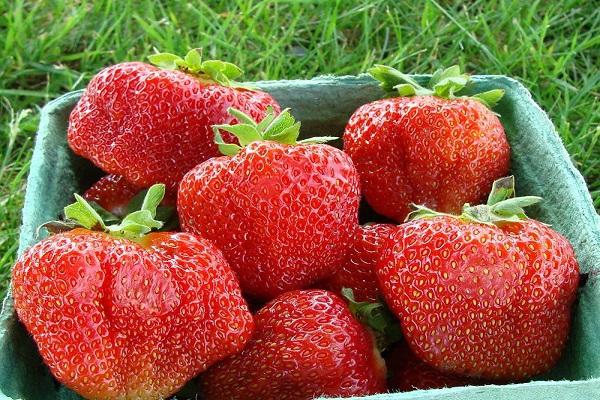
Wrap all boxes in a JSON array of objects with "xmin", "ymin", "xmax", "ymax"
[{"xmin": 1, "ymin": 75, "xmax": 600, "ymax": 399}]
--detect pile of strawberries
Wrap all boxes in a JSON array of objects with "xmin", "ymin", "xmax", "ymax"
[{"xmin": 12, "ymin": 50, "xmax": 580, "ymax": 400}]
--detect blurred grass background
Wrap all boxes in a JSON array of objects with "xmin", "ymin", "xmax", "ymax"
[{"xmin": 0, "ymin": 0, "xmax": 598, "ymax": 297}]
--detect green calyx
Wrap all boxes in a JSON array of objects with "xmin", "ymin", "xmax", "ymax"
[
  {"xmin": 59, "ymin": 184, "xmax": 167, "ymax": 241},
  {"xmin": 214, "ymin": 106, "xmax": 337, "ymax": 156},
  {"xmin": 406, "ymin": 176, "xmax": 542, "ymax": 226},
  {"xmin": 342, "ymin": 288, "xmax": 402, "ymax": 352},
  {"xmin": 148, "ymin": 49, "xmax": 244, "ymax": 87},
  {"xmin": 368, "ymin": 64, "xmax": 505, "ymax": 109}
]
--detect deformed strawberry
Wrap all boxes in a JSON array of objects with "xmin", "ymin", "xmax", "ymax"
[
  {"xmin": 68, "ymin": 49, "xmax": 280, "ymax": 192},
  {"xmin": 199, "ymin": 289, "xmax": 387, "ymax": 400},
  {"xmin": 376, "ymin": 176, "xmax": 579, "ymax": 381},
  {"xmin": 344, "ymin": 65, "xmax": 510, "ymax": 222},
  {"xmin": 12, "ymin": 185, "xmax": 253, "ymax": 400},
  {"xmin": 178, "ymin": 107, "xmax": 360, "ymax": 300}
]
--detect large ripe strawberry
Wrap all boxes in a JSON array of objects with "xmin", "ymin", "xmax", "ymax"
[
  {"xmin": 12, "ymin": 185, "xmax": 253, "ymax": 400},
  {"xmin": 322, "ymin": 223, "xmax": 395, "ymax": 302},
  {"xmin": 178, "ymin": 107, "xmax": 360, "ymax": 300},
  {"xmin": 68, "ymin": 49, "xmax": 280, "ymax": 192},
  {"xmin": 344, "ymin": 65, "xmax": 510, "ymax": 222},
  {"xmin": 386, "ymin": 341, "xmax": 479, "ymax": 392},
  {"xmin": 376, "ymin": 177, "xmax": 579, "ymax": 381},
  {"xmin": 199, "ymin": 289, "xmax": 387, "ymax": 399}
]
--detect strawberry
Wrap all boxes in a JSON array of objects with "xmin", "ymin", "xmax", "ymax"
[
  {"xmin": 344, "ymin": 65, "xmax": 510, "ymax": 222},
  {"xmin": 199, "ymin": 289, "xmax": 387, "ymax": 399},
  {"xmin": 68, "ymin": 49, "xmax": 280, "ymax": 192},
  {"xmin": 178, "ymin": 107, "xmax": 360, "ymax": 300},
  {"xmin": 322, "ymin": 223, "xmax": 395, "ymax": 302},
  {"xmin": 386, "ymin": 341, "xmax": 479, "ymax": 392},
  {"xmin": 12, "ymin": 185, "xmax": 253, "ymax": 400},
  {"xmin": 83, "ymin": 174, "xmax": 141, "ymax": 216},
  {"xmin": 376, "ymin": 176, "xmax": 580, "ymax": 381},
  {"xmin": 84, "ymin": 174, "xmax": 176, "ymax": 217}
]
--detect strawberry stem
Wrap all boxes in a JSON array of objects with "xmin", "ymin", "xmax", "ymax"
[
  {"xmin": 106, "ymin": 184, "xmax": 165, "ymax": 239},
  {"xmin": 342, "ymin": 288, "xmax": 402, "ymax": 352},
  {"xmin": 148, "ymin": 49, "xmax": 245, "ymax": 88},
  {"xmin": 368, "ymin": 64, "xmax": 505, "ymax": 109},
  {"xmin": 214, "ymin": 107, "xmax": 337, "ymax": 156},
  {"xmin": 407, "ymin": 176, "xmax": 542, "ymax": 226},
  {"xmin": 50, "ymin": 184, "xmax": 167, "ymax": 241},
  {"xmin": 64, "ymin": 194, "xmax": 106, "ymax": 230}
]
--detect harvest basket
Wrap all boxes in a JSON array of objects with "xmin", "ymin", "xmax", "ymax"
[{"xmin": 2, "ymin": 75, "xmax": 600, "ymax": 399}]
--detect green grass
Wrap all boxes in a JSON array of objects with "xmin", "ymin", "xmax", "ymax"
[{"xmin": 0, "ymin": 0, "xmax": 598, "ymax": 298}]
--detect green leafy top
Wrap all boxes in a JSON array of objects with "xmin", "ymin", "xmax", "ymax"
[
  {"xmin": 213, "ymin": 106, "xmax": 337, "ymax": 156},
  {"xmin": 342, "ymin": 288, "xmax": 402, "ymax": 352},
  {"xmin": 368, "ymin": 64, "xmax": 505, "ymax": 109},
  {"xmin": 407, "ymin": 176, "xmax": 542, "ymax": 226},
  {"xmin": 49, "ymin": 184, "xmax": 167, "ymax": 241},
  {"xmin": 148, "ymin": 49, "xmax": 244, "ymax": 87}
]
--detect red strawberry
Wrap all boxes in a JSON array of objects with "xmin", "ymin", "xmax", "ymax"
[
  {"xmin": 387, "ymin": 342, "xmax": 479, "ymax": 392},
  {"xmin": 376, "ymin": 177, "xmax": 579, "ymax": 381},
  {"xmin": 178, "ymin": 108, "xmax": 360, "ymax": 300},
  {"xmin": 68, "ymin": 50, "xmax": 280, "ymax": 192},
  {"xmin": 84, "ymin": 174, "xmax": 176, "ymax": 217},
  {"xmin": 344, "ymin": 65, "xmax": 510, "ymax": 222},
  {"xmin": 12, "ymin": 185, "xmax": 253, "ymax": 400},
  {"xmin": 199, "ymin": 289, "xmax": 387, "ymax": 399},
  {"xmin": 83, "ymin": 174, "xmax": 140, "ymax": 216},
  {"xmin": 322, "ymin": 223, "xmax": 395, "ymax": 302}
]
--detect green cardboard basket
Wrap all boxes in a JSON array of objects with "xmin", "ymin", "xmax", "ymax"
[{"xmin": 2, "ymin": 75, "xmax": 600, "ymax": 400}]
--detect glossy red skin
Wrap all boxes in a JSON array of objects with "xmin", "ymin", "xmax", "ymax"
[
  {"xmin": 12, "ymin": 230, "xmax": 254, "ymax": 400},
  {"xmin": 84, "ymin": 174, "xmax": 176, "ymax": 216},
  {"xmin": 376, "ymin": 217, "xmax": 579, "ymax": 380},
  {"xmin": 387, "ymin": 342, "xmax": 479, "ymax": 392},
  {"xmin": 322, "ymin": 224, "xmax": 395, "ymax": 302},
  {"xmin": 344, "ymin": 96, "xmax": 510, "ymax": 222},
  {"xmin": 178, "ymin": 141, "xmax": 361, "ymax": 300},
  {"xmin": 68, "ymin": 62, "xmax": 280, "ymax": 192},
  {"xmin": 200, "ymin": 289, "xmax": 387, "ymax": 400}
]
